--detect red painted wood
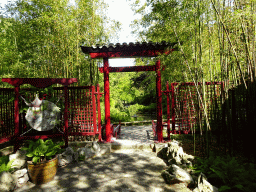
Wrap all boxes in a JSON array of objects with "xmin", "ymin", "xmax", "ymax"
[
  {"xmin": 104, "ymin": 58, "xmax": 111, "ymax": 142},
  {"xmin": 81, "ymin": 42, "xmax": 175, "ymax": 143},
  {"xmin": 92, "ymin": 86, "xmax": 97, "ymax": 136},
  {"xmin": 99, "ymin": 65, "xmax": 156, "ymax": 73},
  {"xmin": 17, "ymin": 134, "xmax": 63, "ymax": 141},
  {"xmin": 166, "ymin": 82, "xmax": 171, "ymax": 140},
  {"xmin": 171, "ymin": 83, "xmax": 176, "ymax": 134},
  {"xmin": 64, "ymin": 86, "xmax": 68, "ymax": 148},
  {"xmin": 156, "ymin": 60, "xmax": 163, "ymax": 142},
  {"xmin": 14, "ymin": 86, "xmax": 20, "ymax": 152},
  {"xmin": 1, "ymin": 78, "xmax": 78, "ymax": 152},
  {"xmin": 96, "ymin": 84, "xmax": 103, "ymax": 142},
  {"xmin": 0, "ymin": 136, "xmax": 13, "ymax": 144},
  {"xmin": 89, "ymin": 50, "xmax": 172, "ymax": 59},
  {"xmin": 1, "ymin": 78, "xmax": 77, "ymax": 88}
]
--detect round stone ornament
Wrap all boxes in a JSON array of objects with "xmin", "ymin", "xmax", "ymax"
[{"xmin": 21, "ymin": 94, "xmax": 61, "ymax": 131}]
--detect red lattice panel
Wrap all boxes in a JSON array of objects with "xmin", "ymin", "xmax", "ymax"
[{"xmin": 172, "ymin": 82, "xmax": 223, "ymax": 133}]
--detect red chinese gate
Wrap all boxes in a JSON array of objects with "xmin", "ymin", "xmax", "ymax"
[
  {"xmin": 81, "ymin": 41, "xmax": 178, "ymax": 142},
  {"xmin": 0, "ymin": 78, "xmax": 103, "ymax": 152}
]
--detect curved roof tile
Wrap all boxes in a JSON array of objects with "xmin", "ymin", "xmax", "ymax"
[{"xmin": 81, "ymin": 41, "xmax": 178, "ymax": 53}]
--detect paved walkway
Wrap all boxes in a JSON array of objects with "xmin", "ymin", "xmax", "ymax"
[
  {"xmin": 111, "ymin": 125, "xmax": 155, "ymax": 151},
  {"xmin": 14, "ymin": 125, "xmax": 192, "ymax": 192}
]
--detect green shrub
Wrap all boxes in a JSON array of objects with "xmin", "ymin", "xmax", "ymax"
[
  {"xmin": 20, "ymin": 139, "xmax": 65, "ymax": 164},
  {"xmin": 189, "ymin": 153, "xmax": 256, "ymax": 192}
]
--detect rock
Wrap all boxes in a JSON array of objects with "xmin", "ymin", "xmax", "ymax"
[
  {"xmin": 157, "ymin": 140, "xmax": 194, "ymax": 167},
  {"xmin": 167, "ymin": 164, "xmax": 194, "ymax": 184},
  {"xmin": 168, "ymin": 141, "xmax": 184, "ymax": 159},
  {"xmin": 58, "ymin": 154, "xmax": 72, "ymax": 167},
  {"xmin": 193, "ymin": 172, "xmax": 219, "ymax": 192},
  {"xmin": 12, "ymin": 168, "xmax": 29, "ymax": 188},
  {"xmin": 9, "ymin": 150, "xmax": 27, "ymax": 169},
  {"xmin": 161, "ymin": 170, "xmax": 178, "ymax": 184},
  {"xmin": 92, "ymin": 141, "xmax": 100, "ymax": 152},
  {"xmin": 157, "ymin": 147, "xmax": 169, "ymax": 162},
  {"xmin": 64, "ymin": 147, "xmax": 74, "ymax": 156},
  {"xmin": 0, "ymin": 171, "xmax": 16, "ymax": 192},
  {"xmin": 57, "ymin": 147, "xmax": 76, "ymax": 167},
  {"xmin": 73, "ymin": 151, "xmax": 79, "ymax": 162},
  {"xmin": 158, "ymin": 140, "xmax": 219, "ymax": 192}
]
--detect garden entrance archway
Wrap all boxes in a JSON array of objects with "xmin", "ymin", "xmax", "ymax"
[{"xmin": 81, "ymin": 41, "xmax": 178, "ymax": 142}]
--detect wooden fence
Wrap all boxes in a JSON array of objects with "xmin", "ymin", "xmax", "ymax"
[{"xmin": 0, "ymin": 84, "xmax": 103, "ymax": 146}]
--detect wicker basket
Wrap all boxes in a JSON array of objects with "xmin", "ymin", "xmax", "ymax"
[{"xmin": 27, "ymin": 155, "xmax": 58, "ymax": 185}]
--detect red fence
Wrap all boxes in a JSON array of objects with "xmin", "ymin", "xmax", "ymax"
[
  {"xmin": 0, "ymin": 88, "xmax": 15, "ymax": 143},
  {"xmin": 163, "ymin": 81, "xmax": 224, "ymax": 137},
  {"xmin": 0, "ymin": 84, "xmax": 103, "ymax": 146}
]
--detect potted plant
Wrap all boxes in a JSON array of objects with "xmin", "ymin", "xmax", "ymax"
[{"xmin": 20, "ymin": 138, "xmax": 65, "ymax": 185}]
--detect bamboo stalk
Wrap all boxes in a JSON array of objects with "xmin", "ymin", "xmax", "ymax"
[{"xmin": 210, "ymin": 0, "xmax": 247, "ymax": 88}]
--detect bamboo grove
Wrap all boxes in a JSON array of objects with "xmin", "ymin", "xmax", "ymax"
[
  {"xmin": 0, "ymin": 0, "xmax": 121, "ymax": 88},
  {"xmin": 131, "ymin": 0, "xmax": 256, "ymax": 162}
]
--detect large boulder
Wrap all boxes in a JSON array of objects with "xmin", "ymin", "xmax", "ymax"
[
  {"xmin": 57, "ymin": 142, "xmax": 107, "ymax": 167},
  {"xmin": 193, "ymin": 173, "xmax": 219, "ymax": 192},
  {"xmin": 157, "ymin": 140, "xmax": 194, "ymax": 166},
  {"xmin": 158, "ymin": 140, "xmax": 218, "ymax": 192},
  {"xmin": 162, "ymin": 164, "xmax": 194, "ymax": 185},
  {"xmin": 12, "ymin": 168, "xmax": 29, "ymax": 188},
  {"xmin": 0, "ymin": 171, "xmax": 16, "ymax": 192}
]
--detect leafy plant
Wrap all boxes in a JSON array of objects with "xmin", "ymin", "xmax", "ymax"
[
  {"xmin": 0, "ymin": 156, "xmax": 18, "ymax": 174},
  {"xmin": 189, "ymin": 153, "xmax": 256, "ymax": 192},
  {"xmin": 20, "ymin": 139, "xmax": 65, "ymax": 164}
]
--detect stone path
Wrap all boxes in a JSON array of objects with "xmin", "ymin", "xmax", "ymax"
[
  {"xmin": 117, "ymin": 125, "xmax": 154, "ymax": 143},
  {"xmin": 14, "ymin": 125, "xmax": 192, "ymax": 192}
]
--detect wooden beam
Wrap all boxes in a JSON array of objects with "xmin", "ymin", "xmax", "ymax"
[
  {"xmin": 89, "ymin": 50, "xmax": 172, "ymax": 59},
  {"xmin": 99, "ymin": 65, "xmax": 156, "ymax": 73}
]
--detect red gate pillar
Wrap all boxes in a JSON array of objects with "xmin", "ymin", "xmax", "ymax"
[
  {"xmin": 104, "ymin": 57, "xmax": 111, "ymax": 142},
  {"xmin": 156, "ymin": 60, "xmax": 163, "ymax": 142}
]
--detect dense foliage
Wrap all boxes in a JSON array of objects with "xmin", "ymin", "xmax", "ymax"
[
  {"xmin": 0, "ymin": 0, "xmax": 120, "ymax": 87},
  {"xmin": 190, "ymin": 153, "xmax": 256, "ymax": 191}
]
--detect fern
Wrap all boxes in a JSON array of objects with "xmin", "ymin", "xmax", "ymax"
[{"xmin": 191, "ymin": 153, "xmax": 256, "ymax": 192}]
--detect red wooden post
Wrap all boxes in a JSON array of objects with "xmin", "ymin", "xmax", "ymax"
[
  {"xmin": 92, "ymin": 86, "xmax": 97, "ymax": 136},
  {"xmin": 96, "ymin": 84, "xmax": 103, "ymax": 142},
  {"xmin": 14, "ymin": 86, "xmax": 20, "ymax": 153},
  {"xmin": 166, "ymin": 82, "xmax": 171, "ymax": 140},
  {"xmin": 104, "ymin": 57, "xmax": 111, "ymax": 142},
  {"xmin": 64, "ymin": 85, "xmax": 68, "ymax": 148},
  {"xmin": 156, "ymin": 60, "xmax": 163, "ymax": 142},
  {"xmin": 171, "ymin": 83, "xmax": 176, "ymax": 134}
]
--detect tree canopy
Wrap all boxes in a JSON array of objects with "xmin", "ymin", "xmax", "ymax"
[{"xmin": 0, "ymin": 0, "xmax": 121, "ymax": 88}]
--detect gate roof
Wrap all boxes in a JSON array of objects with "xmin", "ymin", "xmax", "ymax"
[{"xmin": 81, "ymin": 41, "xmax": 178, "ymax": 58}]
